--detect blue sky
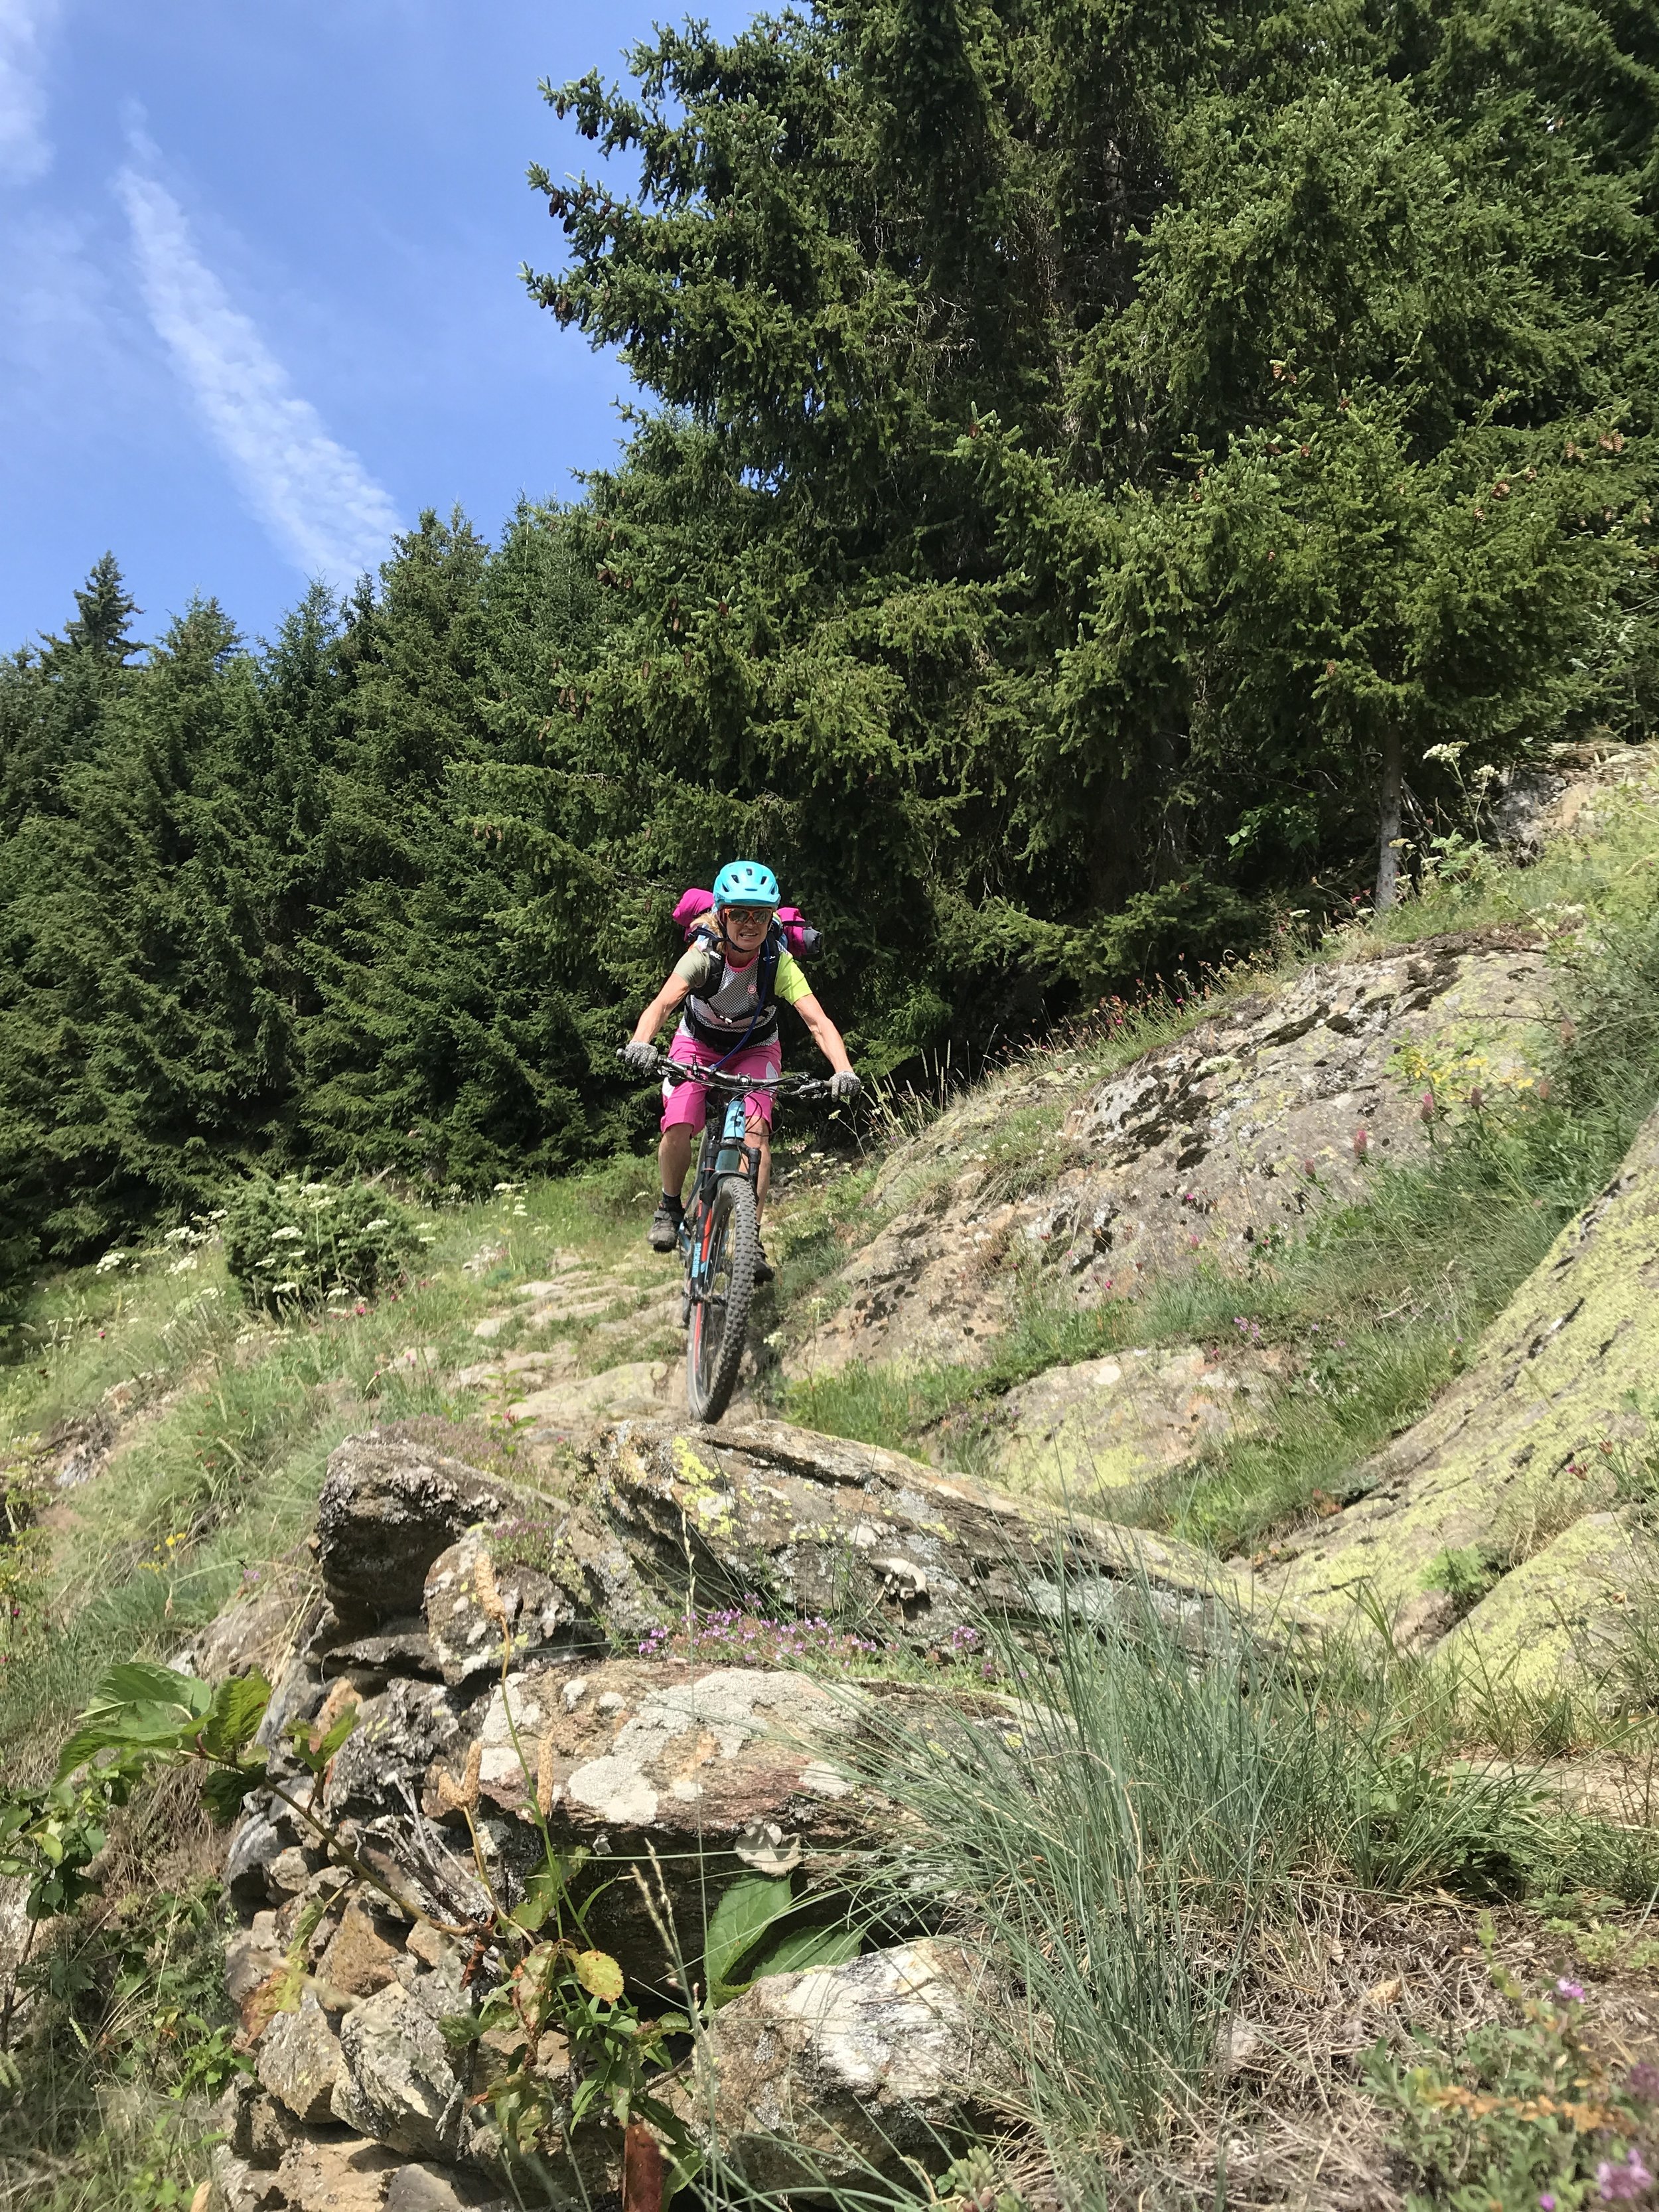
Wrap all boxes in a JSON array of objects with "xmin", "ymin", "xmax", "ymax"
[{"xmin": 0, "ymin": 0, "xmax": 748, "ymax": 654}]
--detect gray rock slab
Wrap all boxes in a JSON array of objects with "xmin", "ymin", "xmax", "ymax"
[
  {"xmin": 255, "ymin": 1996, "xmax": 342, "ymax": 2125},
  {"xmin": 331, "ymin": 1982, "xmax": 468, "ymax": 2161}
]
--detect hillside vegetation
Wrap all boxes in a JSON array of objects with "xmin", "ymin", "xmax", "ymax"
[
  {"xmin": 7, "ymin": 3, "xmax": 1659, "ymax": 2208},
  {"xmin": 7, "ymin": 753, "xmax": 1659, "ymax": 2212},
  {"xmin": 2, "ymin": 0, "xmax": 1657, "ymax": 1294}
]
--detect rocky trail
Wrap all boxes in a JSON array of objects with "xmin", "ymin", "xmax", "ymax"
[{"xmin": 11, "ymin": 745, "xmax": 1659, "ymax": 2211}]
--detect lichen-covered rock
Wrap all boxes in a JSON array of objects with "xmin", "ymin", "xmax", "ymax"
[
  {"xmin": 992, "ymin": 1345, "xmax": 1280, "ymax": 1499},
  {"xmin": 322, "ymin": 1677, "xmax": 471, "ymax": 1822},
  {"xmin": 1257, "ymin": 1100, "xmax": 1659, "ymax": 1687},
  {"xmin": 669, "ymin": 1939, "xmax": 1005, "ymax": 2184},
  {"xmin": 599, "ymin": 1416, "xmax": 1237, "ymax": 1650},
  {"xmin": 256, "ymin": 1996, "xmax": 342, "ymax": 2124},
  {"xmin": 788, "ymin": 932, "xmax": 1553, "ymax": 1376},
  {"xmin": 421, "ymin": 1528, "xmax": 583, "ymax": 1686},
  {"xmin": 331, "ymin": 1982, "xmax": 468, "ymax": 2160},
  {"xmin": 1440, "ymin": 1513, "xmax": 1659, "ymax": 1694},
  {"xmin": 315, "ymin": 1437, "xmax": 525, "ymax": 1627},
  {"xmin": 508, "ymin": 1359, "xmax": 681, "ymax": 1432}
]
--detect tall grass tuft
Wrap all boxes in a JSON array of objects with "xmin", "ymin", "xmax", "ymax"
[{"xmin": 844, "ymin": 1571, "xmax": 1552, "ymax": 2191}]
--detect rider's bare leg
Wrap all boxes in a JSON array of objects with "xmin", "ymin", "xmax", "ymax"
[
  {"xmin": 660, "ymin": 1116, "xmax": 770, "ymax": 1207},
  {"xmin": 658, "ymin": 1124, "xmax": 693, "ymax": 1205},
  {"xmin": 749, "ymin": 1117, "xmax": 772, "ymax": 1209}
]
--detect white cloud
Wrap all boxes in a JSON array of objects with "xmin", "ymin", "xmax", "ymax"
[
  {"xmin": 0, "ymin": 0, "xmax": 59, "ymax": 183},
  {"xmin": 117, "ymin": 160, "xmax": 401, "ymax": 589}
]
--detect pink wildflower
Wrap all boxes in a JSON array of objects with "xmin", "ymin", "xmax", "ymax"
[{"xmin": 1598, "ymin": 2151, "xmax": 1653, "ymax": 2201}]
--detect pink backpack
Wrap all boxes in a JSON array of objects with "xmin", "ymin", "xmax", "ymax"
[{"xmin": 672, "ymin": 887, "xmax": 823, "ymax": 959}]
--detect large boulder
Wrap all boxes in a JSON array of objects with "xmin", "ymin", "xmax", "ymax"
[
  {"xmin": 424, "ymin": 1657, "xmax": 882, "ymax": 1978},
  {"xmin": 787, "ymin": 931, "xmax": 1554, "ymax": 1376},
  {"xmin": 1256, "ymin": 1100, "xmax": 1659, "ymax": 1688},
  {"xmin": 669, "ymin": 1939, "xmax": 1005, "ymax": 2185},
  {"xmin": 991, "ymin": 1345, "xmax": 1281, "ymax": 1501},
  {"xmin": 315, "ymin": 1437, "xmax": 526, "ymax": 1627},
  {"xmin": 599, "ymin": 1416, "xmax": 1237, "ymax": 1651}
]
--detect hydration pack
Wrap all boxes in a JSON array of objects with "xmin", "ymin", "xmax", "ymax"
[{"xmin": 671, "ymin": 886, "xmax": 824, "ymax": 960}]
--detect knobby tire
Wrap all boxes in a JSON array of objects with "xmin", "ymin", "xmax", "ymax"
[{"xmin": 685, "ymin": 1173, "xmax": 757, "ymax": 1424}]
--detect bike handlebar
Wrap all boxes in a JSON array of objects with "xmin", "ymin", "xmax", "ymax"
[
  {"xmin": 616, "ymin": 1045, "xmax": 837, "ymax": 1102},
  {"xmin": 658, "ymin": 1063, "xmax": 833, "ymax": 1102}
]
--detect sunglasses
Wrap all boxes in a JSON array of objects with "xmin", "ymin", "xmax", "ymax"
[{"xmin": 719, "ymin": 907, "xmax": 774, "ymax": 930}]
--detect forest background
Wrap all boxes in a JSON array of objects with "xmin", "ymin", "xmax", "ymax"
[{"xmin": 1, "ymin": 0, "xmax": 1655, "ymax": 1293}]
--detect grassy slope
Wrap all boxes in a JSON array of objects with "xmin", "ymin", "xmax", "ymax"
[
  {"xmin": 9, "ymin": 760, "xmax": 1659, "ymax": 2209},
  {"xmin": 780, "ymin": 765, "xmax": 1659, "ymax": 1556}
]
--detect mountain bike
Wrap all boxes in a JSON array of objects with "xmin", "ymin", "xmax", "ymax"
[{"xmin": 646, "ymin": 1060, "xmax": 830, "ymax": 1422}]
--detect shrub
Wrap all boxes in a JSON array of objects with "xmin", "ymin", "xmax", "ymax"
[
  {"xmin": 220, "ymin": 1175, "xmax": 421, "ymax": 1311},
  {"xmin": 1369, "ymin": 1941, "xmax": 1659, "ymax": 2210}
]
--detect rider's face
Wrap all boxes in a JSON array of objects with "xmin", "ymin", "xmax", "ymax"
[{"xmin": 718, "ymin": 905, "xmax": 774, "ymax": 952}]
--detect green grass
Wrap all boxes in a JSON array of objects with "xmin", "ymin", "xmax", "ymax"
[
  {"xmin": 786, "ymin": 774, "xmax": 1659, "ymax": 1558},
  {"xmin": 843, "ymin": 1572, "xmax": 1587, "ymax": 2201},
  {"xmin": 0, "ymin": 1164, "xmax": 689, "ymax": 1767}
]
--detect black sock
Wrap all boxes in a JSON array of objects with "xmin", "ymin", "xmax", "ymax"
[{"xmin": 660, "ymin": 1190, "xmax": 683, "ymax": 1214}]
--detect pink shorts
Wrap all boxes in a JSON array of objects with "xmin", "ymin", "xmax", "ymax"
[{"xmin": 660, "ymin": 1029, "xmax": 782, "ymax": 1132}]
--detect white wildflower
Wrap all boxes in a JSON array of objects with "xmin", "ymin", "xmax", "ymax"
[
  {"xmin": 96, "ymin": 1251, "xmax": 128, "ymax": 1274},
  {"xmin": 167, "ymin": 1256, "xmax": 198, "ymax": 1276},
  {"xmin": 364, "ymin": 1218, "xmax": 391, "ymax": 1232},
  {"xmin": 270, "ymin": 1226, "xmax": 303, "ymax": 1242},
  {"xmin": 271, "ymin": 1281, "xmax": 299, "ymax": 1295}
]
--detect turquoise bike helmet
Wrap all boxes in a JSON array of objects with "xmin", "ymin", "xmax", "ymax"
[{"xmin": 712, "ymin": 859, "xmax": 780, "ymax": 907}]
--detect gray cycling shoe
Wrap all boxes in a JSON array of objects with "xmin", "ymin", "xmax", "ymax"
[{"xmin": 647, "ymin": 1199, "xmax": 683, "ymax": 1252}]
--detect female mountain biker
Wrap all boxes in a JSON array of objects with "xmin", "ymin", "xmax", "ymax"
[{"xmin": 621, "ymin": 860, "xmax": 860, "ymax": 1281}]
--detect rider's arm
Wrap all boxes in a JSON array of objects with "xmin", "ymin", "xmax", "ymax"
[
  {"xmin": 631, "ymin": 970, "xmax": 694, "ymax": 1047},
  {"xmin": 792, "ymin": 994, "xmax": 855, "ymax": 1077}
]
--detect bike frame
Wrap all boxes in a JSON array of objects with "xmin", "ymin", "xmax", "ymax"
[{"xmin": 661, "ymin": 1065, "xmax": 824, "ymax": 1310}]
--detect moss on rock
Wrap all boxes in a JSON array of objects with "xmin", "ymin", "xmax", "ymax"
[{"xmin": 1256, "ymin": 1103, "xmax": 1659, "ymax": 1684}]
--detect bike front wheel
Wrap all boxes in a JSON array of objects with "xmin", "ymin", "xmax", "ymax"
[{"xmin": 685, "ymin": 1173, "xmax": 757, "ymax": 1424}]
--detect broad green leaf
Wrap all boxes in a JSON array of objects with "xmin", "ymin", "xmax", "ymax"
[
  {"xmin": 55, "ymin": 1713, "xmax": 191, "ymax": 1779},
  {"xmin": 95, "ymin": 1662, "xmax": 212, "ymax": 1718},
  {"xmin": 202, "ymin": 1672, "xmax": 272, "ymax": 1759},
  {"xmin": 702, "ymin": 1874, "xmax": 794, "ymax": 1995},
  {"xmin": 574, "ymin": 1948, "xmax": 624, "ymax": 2003},
  {"xmin": 753, "ymin": 1923, "xmax": 862, "ymax": 1979}
]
